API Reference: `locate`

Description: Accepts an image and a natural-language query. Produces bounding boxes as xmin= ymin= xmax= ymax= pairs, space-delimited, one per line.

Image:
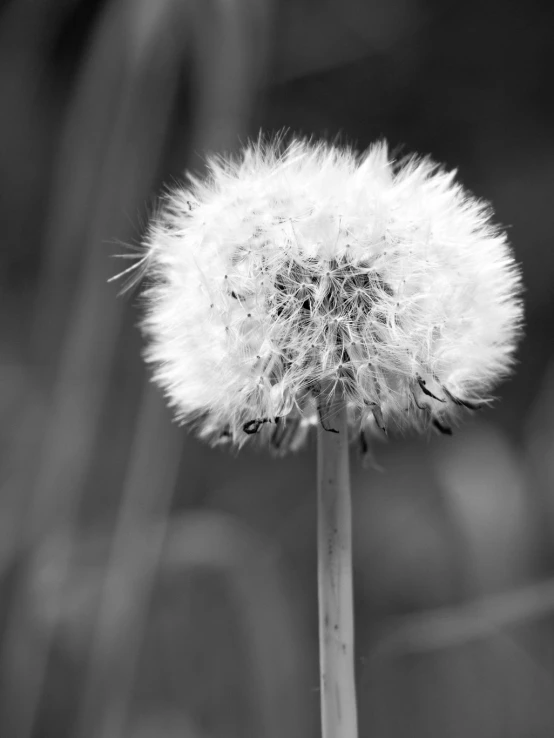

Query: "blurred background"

xmin=2 ymin=0 xmax=554 ymax=736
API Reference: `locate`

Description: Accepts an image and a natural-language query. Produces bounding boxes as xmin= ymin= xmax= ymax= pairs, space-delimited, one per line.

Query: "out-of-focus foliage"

xmin=1 ymin=1 xmax=554 ymax=737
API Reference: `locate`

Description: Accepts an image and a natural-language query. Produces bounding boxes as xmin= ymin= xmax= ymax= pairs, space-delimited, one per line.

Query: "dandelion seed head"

xmin=139 ymin=137 xmax=523 ymax=452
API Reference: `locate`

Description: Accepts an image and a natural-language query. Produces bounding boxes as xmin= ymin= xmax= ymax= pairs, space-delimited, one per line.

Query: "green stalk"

xmin=317 ymin=384 xmax=358 ymax=738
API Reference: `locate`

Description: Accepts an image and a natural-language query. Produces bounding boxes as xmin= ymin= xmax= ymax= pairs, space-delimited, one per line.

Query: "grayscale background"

xmin=1 ymin=1 xmax=554 ymax=736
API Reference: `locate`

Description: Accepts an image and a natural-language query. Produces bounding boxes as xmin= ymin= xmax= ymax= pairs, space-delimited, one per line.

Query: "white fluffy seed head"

xmin=137 ymin=137 xmax=523 ymax=453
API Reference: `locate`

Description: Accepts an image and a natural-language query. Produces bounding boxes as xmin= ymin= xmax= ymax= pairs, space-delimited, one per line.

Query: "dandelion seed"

xmin=138 ymin=137 xmax=523 ymax=452
xmin=108 ymin=251 xmax=151 ymax=293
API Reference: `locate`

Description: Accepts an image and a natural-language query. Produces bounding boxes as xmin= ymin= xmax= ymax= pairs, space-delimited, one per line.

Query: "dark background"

xmin=2 ymin=1 xmax=554 ymax=736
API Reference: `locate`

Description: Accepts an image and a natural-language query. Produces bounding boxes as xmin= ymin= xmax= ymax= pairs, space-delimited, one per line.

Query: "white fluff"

xmin=137 ymin=137 xmax=523 ymax=451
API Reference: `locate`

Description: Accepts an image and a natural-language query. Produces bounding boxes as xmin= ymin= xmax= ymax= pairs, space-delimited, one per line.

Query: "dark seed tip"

xmin=417 ymin=376 xmax=446 ymax=403
xmin=433 ymin=419 xmax=453 ymax=436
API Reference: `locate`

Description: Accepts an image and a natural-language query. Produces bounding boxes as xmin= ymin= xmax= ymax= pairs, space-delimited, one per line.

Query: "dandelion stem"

xmin=317 ymin=383 xmax=358 ymax=738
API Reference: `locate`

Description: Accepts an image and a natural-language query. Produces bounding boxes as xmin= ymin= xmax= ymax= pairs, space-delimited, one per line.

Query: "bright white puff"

xmin=139 ymin=138 xmax=523 ymax=452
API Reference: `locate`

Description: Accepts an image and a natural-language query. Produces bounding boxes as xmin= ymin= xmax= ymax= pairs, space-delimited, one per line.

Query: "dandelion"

xmin=138 ymin=139 xmax=522 ymax=452
xmin=125 ymin=136 xmax=523 ymax=738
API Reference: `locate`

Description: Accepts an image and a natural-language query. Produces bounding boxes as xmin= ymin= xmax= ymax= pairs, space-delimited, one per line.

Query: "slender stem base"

xmin=317 ymin=386 xmax=358 ymax=738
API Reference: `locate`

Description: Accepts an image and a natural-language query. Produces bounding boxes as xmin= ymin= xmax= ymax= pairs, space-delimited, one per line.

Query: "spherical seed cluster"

xmin=138 ymin=138 xmax=523 ymax=452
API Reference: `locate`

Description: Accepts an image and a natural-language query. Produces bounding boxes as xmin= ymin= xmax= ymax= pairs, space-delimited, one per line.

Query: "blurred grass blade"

xmin=524 ymin=360 xmax=554 ymax=557
xmin=368 ymin=577 xmax=554 ymax=658
xmin=186 ymin=0 xmax=274 ymax=161
xmin=433 ymin=423 xmax=535 ymax=595
xmin=1 ymin=1 xmax=186 ymax=735
xmin=75 ymin=383 xmax=181 ymax=738
xmin=161 ymin=511 xmax=312 ymax=738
